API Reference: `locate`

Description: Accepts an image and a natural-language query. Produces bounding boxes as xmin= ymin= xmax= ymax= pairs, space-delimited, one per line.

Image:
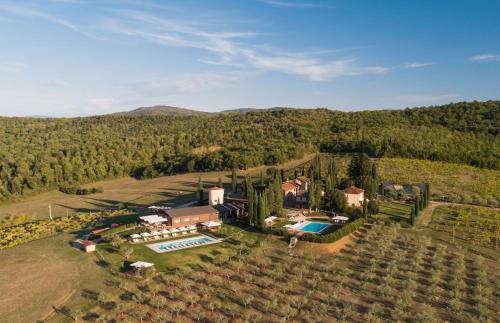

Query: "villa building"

xmin=343 ymin=186 xmax=365 ymax=208
xmin=294 ymin=176 xmax=309 ymax=191
xmin=163 ymin=205 xmax=220 ymax=228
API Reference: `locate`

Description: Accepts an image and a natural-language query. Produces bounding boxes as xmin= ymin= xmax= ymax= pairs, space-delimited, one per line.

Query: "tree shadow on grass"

xmin=82 ymin=289 xmax=99 ymax=300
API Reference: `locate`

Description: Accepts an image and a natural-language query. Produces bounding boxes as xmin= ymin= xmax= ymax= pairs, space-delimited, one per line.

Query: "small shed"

xmin=81 ymin=240 xmax=96 ymax=253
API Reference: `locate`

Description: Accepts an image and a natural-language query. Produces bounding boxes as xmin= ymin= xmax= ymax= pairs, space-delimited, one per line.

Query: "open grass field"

xmin=98 ymin=223 xmax=266 ymax=272
xmin=0 ymin=154 xmax=315 ymax=224
xmin=377 ymin=200 xmax=413 ymax=224
xmin=0 ymin=232 xmax=114 ymax=323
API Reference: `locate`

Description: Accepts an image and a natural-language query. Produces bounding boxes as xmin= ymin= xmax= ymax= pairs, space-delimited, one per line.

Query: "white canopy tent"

xmin=200 ymin=221 xmax=222 ymax=227
xmin=130 ymin=261 xmax=154 ymax=269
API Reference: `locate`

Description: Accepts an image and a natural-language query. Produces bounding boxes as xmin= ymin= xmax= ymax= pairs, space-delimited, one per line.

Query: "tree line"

xmin=0 ymin=100 xmax=498 ymax=202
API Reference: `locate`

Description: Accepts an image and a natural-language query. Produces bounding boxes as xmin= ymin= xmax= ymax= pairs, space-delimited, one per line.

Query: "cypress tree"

xmin=231 ymin=168 xmax=237 ymax=192
xmin=218 ymin=177 xmax=223 ymax=189
xmin=275 ymin=173 xmax=283 ymax=216
xmin=197 ymin=177 xmax=204 ymax=205
xmin=410 ymin=206 xmax=415 ymax=225
xmin=363 ymin=198 xmax=368 ymax=217
xmin=425 ymin=183 xmax=430 ymax=207
xmin=260 ymin=172 xmax=264 ymax=186
xmin=419 ymin=192 xmax=424 ymax=210
xmin=253 ymin=190 xmax=259 ymax=227
xmin=414 ymin=197 xmax=420 ymax=217
xmin=247 ymin=186 xmax=254 ymax=226
xmin=280 ymin=169 xmax=285 ymax=182
xmin=267 ymin=186 xmax=275 ymax=215
xmin=258 ymin=193 xmax=266 ymax=229
xmin=315 ymin=184 xmax=322 ymax=211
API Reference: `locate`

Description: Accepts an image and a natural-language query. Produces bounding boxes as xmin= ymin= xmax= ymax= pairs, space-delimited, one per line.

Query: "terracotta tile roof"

xmin=207 ymin=186 xmax=224 ymax=191
xmin=82 ymin=240 xmax=96 ymax=247
xmin=282 ymin=182 xmax=298 ymax=191
xmin=165 ymin=205 xmax=219 ymax=218
xmin=296 ymin=176 xmax=309 ymax=183
xmin=343 ymin=186 xmax=365 ymax=194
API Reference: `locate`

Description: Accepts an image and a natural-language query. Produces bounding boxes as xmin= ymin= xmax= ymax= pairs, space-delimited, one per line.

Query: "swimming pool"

xmin=147 ymin=234 xmax=221 ymax=253
xmin=298 ymin=221 xmax=330 ymax=234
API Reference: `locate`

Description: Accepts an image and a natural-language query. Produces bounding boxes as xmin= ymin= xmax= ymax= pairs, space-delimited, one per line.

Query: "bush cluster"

xmin=0 ymin=209 xmax=126 ymax=249
xmin=59 ymin=186 xmax=104 ymax=195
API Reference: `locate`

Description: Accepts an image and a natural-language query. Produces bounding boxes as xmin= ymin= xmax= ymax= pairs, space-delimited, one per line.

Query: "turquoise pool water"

xmin=147 ymin=235 xmax=220 ymax=253
xmin=299 ymin=221 xmax=330 ymax=234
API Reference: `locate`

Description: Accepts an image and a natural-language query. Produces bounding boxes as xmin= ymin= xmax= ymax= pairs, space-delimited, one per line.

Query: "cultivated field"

xmin=84 ymin=223 xmax=499 ymax=322
xmin=295 ymin=155 xmax=500 ymax=207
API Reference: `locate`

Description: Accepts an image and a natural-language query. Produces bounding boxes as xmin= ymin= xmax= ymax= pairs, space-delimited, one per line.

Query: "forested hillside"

xmin=0 ymin=101 xmax=498 ymax=201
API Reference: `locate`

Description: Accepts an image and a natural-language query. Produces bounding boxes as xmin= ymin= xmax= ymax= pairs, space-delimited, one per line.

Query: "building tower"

xmin=208 ymin=186 xmax=224 ymax=206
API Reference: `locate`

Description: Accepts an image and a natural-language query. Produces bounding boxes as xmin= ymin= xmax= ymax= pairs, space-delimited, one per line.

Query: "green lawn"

xmin=98 ymin=223 xmax=266 ymax=272
xmin=377 ymin=200 xmax=413 ymax=224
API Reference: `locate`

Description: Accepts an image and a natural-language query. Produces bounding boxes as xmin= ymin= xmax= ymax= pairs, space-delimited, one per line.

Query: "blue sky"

xmin=0 ymin=0 xmax=499 ymax=116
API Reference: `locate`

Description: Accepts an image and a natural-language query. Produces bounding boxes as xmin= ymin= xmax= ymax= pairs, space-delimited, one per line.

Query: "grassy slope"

xmin=98 ymin=224 xmax=265 ymax=272
xmin=377 ymin=158 xmax=500 ymax=204
xmin=0 ymin=233 xmax=114 ymax=322
xmin=302 ymin=155 xmax=500 ymax=206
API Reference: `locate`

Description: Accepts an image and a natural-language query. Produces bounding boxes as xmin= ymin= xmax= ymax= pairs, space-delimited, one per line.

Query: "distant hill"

xmin=220 ymin=107 xmax=287 ymax=114
xmin=111 ymin=105 xmax=288 ymax=116
xmin=110 ymin=105 xmax=209 ymax=116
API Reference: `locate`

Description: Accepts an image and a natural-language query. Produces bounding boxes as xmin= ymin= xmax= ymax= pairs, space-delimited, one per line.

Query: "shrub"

xmin=59 ymin=185 xmax=104 ymax=195
xmin=367 ymin=200 xmax=379 ymax=215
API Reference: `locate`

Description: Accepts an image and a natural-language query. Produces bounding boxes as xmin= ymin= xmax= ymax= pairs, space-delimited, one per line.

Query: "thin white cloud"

xmin=0 ymin=61 xmax=28 ymax=73
xmin=103 ymin=10 xmax=387 ymax=82
xmin=401 ymin=62 xmax=434 ymax=69
xmin=0 ymin=3 xmax=100 ymax=39
xmin=260 ymin=0 xmax=327 ymax=8
xmin=468 ymin=54 xmax=500 ymax=62
xmin=42 ymin=80 xmax=69 ymax=87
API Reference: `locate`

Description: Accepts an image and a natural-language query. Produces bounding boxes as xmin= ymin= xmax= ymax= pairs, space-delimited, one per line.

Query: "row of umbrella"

xmin=130 ymin=226 xmax=197 ymax=239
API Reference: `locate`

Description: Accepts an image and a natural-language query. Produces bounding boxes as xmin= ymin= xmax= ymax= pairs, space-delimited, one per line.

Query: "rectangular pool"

xmin=146 ymin=234 xmax=221 ymax=253
xmin=298 ymin=221 xmax=330 ymax=234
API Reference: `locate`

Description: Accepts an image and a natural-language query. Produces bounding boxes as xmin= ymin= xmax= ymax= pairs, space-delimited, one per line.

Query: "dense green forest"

xmin=0 ymin=101 xmax=498 ymax=201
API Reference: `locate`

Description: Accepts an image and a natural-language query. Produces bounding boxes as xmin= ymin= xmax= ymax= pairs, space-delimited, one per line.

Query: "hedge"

xmin=99 ymin=222 xmax=138 ymax=237
xmin=300 ymin=217 xmax=367 ymax=243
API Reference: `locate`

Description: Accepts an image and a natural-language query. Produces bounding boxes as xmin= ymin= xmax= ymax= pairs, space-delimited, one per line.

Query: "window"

xmin=174 ymin=219 xmax=181 ymax=223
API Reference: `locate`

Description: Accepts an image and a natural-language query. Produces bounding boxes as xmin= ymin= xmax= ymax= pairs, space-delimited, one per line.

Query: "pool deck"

xmin=146 ymin=234 xmax=222 ymax=253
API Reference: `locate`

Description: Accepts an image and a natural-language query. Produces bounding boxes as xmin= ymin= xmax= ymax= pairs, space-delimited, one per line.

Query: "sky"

xmin=0 ymin=0 xmax=499 ymax=117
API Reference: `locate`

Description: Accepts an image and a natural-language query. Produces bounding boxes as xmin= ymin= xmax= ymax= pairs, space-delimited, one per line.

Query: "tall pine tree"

xmin=197 ymin=177 xmax=204 ymax=205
